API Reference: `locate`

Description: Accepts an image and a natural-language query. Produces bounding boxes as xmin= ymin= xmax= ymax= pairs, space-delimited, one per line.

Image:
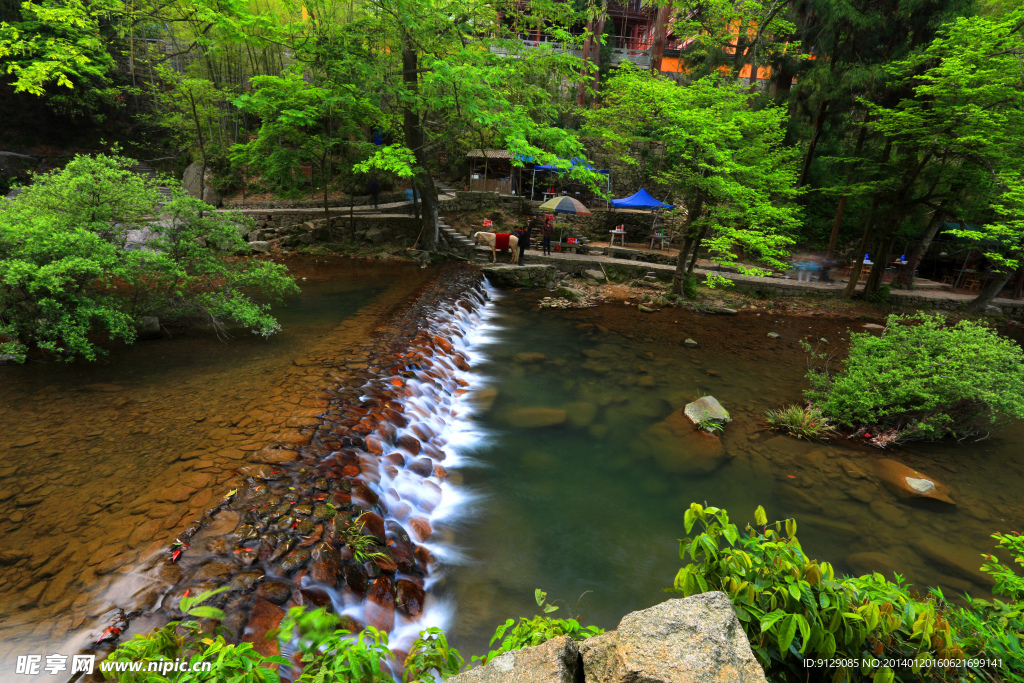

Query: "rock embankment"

xmin=450 ymin=592 xmax=766 ymax=683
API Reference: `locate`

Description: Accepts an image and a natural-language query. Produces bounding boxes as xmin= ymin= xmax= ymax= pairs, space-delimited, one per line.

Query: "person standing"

xmin=541 ymin=214 xmax=553 ymax=255
xmin=518 ymin=217 xmax=533 ymax=265
xmin=368 ymin=177 xmax=381 ymax=209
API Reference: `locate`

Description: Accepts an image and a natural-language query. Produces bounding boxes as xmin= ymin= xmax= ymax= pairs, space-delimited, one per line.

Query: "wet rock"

xmin=310 ymin=542 xmax=342 ymax=586
xmin=767 ymin=332 xmax=781 ymax=339
xmin=256 ymin=581 xmax=292 ymax=605
xmin=397 ymin=434 xmax=422 ymax=455
xmin=408 ymin=517 xmax=432 ymax=543
xmin=683 ymin=396 xmax=731 ymax=427
xmin=135 ymin=316 xmax=162 ymax=339
xmin=249 ymin=449 xmax=299 ymax=465
xmin=296 ymin=587 xmax=333 ymax=609
xmin=504 ymin=407 xmax=568 ymax=428
xmin=242 ymin=598 xmax=284 ymax=657
xmin=585 ymin=269 xmax=606 ymax=282
xmin=837 ymin=458 xmax=868 ymax=479
xmin=911 ymin=539 xmax=994 ymax=586
xmin=343 ymin=562 xmax=368 ymax=595
xmin=11 ymin=436 xmax=40 ymax=448
xmin=193 ymin=562 xmax=237 ymax=583
xmin=278 ymin=549 xmax=310 ymax=574
xmin=513 ymin=352 xmax=548 ymax=363
xmin=408 ymin=457 xmax=434 ymax=477
xmin=564 ymin=402 xmax=598 ymax=429
xmin=360 ymin=511 xmax=387 ymax=544
xmin=451 ymin=636 xmax=580 ymax=683
xmin=0 ymin=549 xmax=29 ymax=566
xmin=683 ymin=338 xmax=699 ymax=348
xmin=874 ymin=459 xmax=955 ymax=504
xmin=365 ymin=576 xmax=396 ymax=632
xmin=228 ymin=570 xmax=266 ymax=593
xmin=869 ymin=500 xmax=908 ymax=527
xmin=395 ymin=579 xmax=425 ymax=618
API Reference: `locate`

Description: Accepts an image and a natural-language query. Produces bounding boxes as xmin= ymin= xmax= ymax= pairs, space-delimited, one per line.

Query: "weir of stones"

xmin=79 ymin=265 xmax=499 ymax=678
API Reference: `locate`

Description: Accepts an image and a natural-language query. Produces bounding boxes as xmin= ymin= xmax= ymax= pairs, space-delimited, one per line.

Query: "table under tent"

xmin=609 ymin=189 xmax=675 ymax=248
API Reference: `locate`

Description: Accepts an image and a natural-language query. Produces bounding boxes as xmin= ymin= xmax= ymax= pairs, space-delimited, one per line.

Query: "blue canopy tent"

xmin=610 ymin=188 xmax=674 ymax=210
xmin=517 ymin=155 xmax=611 ymax=205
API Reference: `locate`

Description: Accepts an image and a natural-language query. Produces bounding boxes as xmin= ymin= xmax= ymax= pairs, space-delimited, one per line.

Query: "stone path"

xmin=483 ymin=246 xmax=1024 ymax=310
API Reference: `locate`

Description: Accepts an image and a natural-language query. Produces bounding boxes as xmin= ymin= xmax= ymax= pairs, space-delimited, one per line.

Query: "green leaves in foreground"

xmin=671 ymin=502 xmax=1023 ymax=682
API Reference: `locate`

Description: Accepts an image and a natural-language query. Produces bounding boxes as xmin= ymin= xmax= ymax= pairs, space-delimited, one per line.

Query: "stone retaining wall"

xmin=224 ymin=191 xmax=408 ymax=210
xmin=241 ymin=212 xmax=421 ymax=250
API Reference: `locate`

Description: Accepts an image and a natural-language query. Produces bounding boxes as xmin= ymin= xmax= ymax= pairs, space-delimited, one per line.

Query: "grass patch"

xmin=764 ymin=404 xmax=837 ymax=440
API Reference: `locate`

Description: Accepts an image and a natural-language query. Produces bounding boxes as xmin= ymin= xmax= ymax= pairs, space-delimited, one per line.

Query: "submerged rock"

xmin=641 ymin=409 xmax=726 ymax=475
xmin=504 ymin=407 xmax=568 ymax=428
xmin=874 ymin=459 xmax=955 ymax=504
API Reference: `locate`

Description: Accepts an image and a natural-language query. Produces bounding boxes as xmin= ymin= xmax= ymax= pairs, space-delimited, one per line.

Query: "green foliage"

xmin=403 ymin=628 xmax=465 ymax=682
xmin=680 ymin=273 xmax=699 ymax=300
xmin=279 ymin=608 xmax=392 ymax=683
xmin=672 ymin=504 xmax=968 ymax=682
xmin=340 ymin=513 xmax=390 ymax=564
xmin=763 ymin=404 xmax=837 ymax=440
xmin=865 ymin=285 xmax=891 ymax=304
xmin=805 ymin=313 xmax=1024 ymax=441
xmin=696 ymin=418 xmax=724 ymax=434
xmin=474 ymin=589 xmax=603 ymax=666
xmin=0 ymin=151 xmax=299 ymax=363
xmin=102 ymin=586 xmax=287 ymax=682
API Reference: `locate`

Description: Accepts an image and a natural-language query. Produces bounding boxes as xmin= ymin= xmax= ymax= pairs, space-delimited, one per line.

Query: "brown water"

xmin=0 ymin=257 xmax=435 ymax=674
xmin=440 ymin=293 xmax=1024 ymax=657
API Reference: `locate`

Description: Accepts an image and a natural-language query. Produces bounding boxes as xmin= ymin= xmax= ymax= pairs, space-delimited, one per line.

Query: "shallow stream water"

xmin=0 ymin=257 xmax=435 ymax=674
xmin=440 ymin=292 xmax=1024 ymax=657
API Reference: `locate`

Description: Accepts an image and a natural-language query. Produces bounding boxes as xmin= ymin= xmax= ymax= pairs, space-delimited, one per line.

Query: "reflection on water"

xmin=443 ymin=294 xmax=1024 ymax=658
xmin=0 ymin=258 xmax=433 ymax=673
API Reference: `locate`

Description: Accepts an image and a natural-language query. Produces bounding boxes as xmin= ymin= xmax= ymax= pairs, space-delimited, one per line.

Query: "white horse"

xmin=472 ymin=231 xmax=519 ymax=264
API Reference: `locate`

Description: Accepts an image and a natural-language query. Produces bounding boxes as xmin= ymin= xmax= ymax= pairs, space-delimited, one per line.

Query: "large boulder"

xmin=182 ymin=161 xmax=223 ymax=207
xmin=448 ymin=636 xmax=579 ymax=683
xmin=873 ymin=459 xmax=955 ymax=504
xmin=641 ymin=409 xmax=726 ymax=474
xmin=584 ymin=594 xmax=767 ymax=683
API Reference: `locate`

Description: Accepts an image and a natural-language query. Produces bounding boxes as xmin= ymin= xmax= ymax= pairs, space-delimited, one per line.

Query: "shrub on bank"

xmin=0 ymin=152 xmax=298 ymax=363
xmin=764 ymin=404 xmax=837 ymax=439
xmin=804 ymin=313 xmax=1024 ymax=442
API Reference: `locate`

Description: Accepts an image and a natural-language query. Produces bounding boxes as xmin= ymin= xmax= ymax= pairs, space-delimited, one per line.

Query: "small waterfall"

xmin=84 ymin=270 xmax=501 ymax=677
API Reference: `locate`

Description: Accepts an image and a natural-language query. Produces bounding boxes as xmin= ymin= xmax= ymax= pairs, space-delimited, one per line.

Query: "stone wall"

xmin=224 ymin=191 xmax=408 ymax=210
xmin=438 ymin=191 xmax=523 ymax=214
xmin=448 ymin=593 xmax=767 ymax=683
xmin=239 ymin=211 xmax=422 ymax=251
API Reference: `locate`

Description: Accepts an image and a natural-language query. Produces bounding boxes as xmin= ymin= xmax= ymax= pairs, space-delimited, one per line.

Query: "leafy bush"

xmin=866 ymin=284 xmax=892 ymax=303
xmin=474 ymin=589 xmax=604 ymax=665
xmin=671 ymin=503 xmax=1022 ymax=683
xmin=0 ymin=152 xmax=298 ymax=362
xmin=764 ymin=404 xmax=836 ymax=439
xmin=805 ymin=313 xmax=1024 ymax=442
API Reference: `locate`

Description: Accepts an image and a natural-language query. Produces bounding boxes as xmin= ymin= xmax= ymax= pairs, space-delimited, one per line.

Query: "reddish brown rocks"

xmin=310 ymin=542 xmax=342 ymax=586
xmin=874 ymin=459 xmax=955 ymax=504
xmin=395 ymin=579 xmax=425 ymax=618
xmin=242 ymin=598 xmax=285 ymax=657
xmin=365 ymin=576 xmax=396 ymax=631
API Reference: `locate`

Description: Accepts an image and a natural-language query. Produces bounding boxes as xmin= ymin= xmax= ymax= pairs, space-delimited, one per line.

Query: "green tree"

xmin=0 ymin=151 xmax=298 ymax=363
xmin=590 ymin=65 xmax=801 ymax=296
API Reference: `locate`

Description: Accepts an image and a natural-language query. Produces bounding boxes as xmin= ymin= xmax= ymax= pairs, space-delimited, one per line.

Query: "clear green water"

xmin=442 ymin=293 xmax=1024 ymax=657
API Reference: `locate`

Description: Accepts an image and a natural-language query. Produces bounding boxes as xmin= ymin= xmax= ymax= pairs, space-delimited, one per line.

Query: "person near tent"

xmin=541 ymin=215 xmax=553 ymax=255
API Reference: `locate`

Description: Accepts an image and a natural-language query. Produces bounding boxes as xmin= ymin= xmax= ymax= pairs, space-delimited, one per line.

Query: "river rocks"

xmin=555 ymin=287 xmax=586 ymax=303
xmin=249 ymin=448 xmax=299 ymax=465
xmin=767 ymin=332 xmax=781 ymax=339
xmin=344 ymin=562 xmax=368 ymax=595
xmin=278 ymin=549 xmax=310 ymax=574
xmin=228 ymin=570 xmax=266 ymax=593
xmin=836 ymin=458 xmax=868 ymax=479
xmin=504 ymin=407 xmax=568 ymax=428
xmin=683 ymin=338 xmax=699 ymax=348
xmin=514 ymin=352 xmax=548 ymax=363
xmin=585 ymin=269 xmax=606 ymax=282
xmin=395 ymin=579 xmax=425 ymax=618
xmin=450 ymin=636 xmax=580 ymax=683
xmin=11 ymin=436 xmax=39 ymax=448
xmin=310 ymin=542 xmax=341 ymax=586
xmin=911 ymin=538 xmax=994 ymax=586
xmin=873 ymin=459 xmax=955 ymax=504
xmin=242 ymin=598 xmax=284 ymax=657
xmin=256 ymin=581 xmax=291 ymax=605
xmin=194 ymin=562 xmax=237 ymax=582
xmin=468 ymin=387 xmax=498 ymax=412
xmin=684 ymin=396 xmax=731 ymax=427
xmin=642 ymin=409 xmax=726 ymax=475
xmin=248 ymin=241 xmax=271 ymax=253
xmin=365 ymin=576 xmax=396 ymax=632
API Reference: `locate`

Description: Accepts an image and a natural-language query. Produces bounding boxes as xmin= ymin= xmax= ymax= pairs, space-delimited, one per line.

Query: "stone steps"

xmin=130 ymin=163 xmax=173 ymax=202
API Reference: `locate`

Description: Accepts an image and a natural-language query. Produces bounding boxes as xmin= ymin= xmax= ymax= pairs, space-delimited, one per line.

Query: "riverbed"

xmin=0 ymin=257 xmax=435 ymax=671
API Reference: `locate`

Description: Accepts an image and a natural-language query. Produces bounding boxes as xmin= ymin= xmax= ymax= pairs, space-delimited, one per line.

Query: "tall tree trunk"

xmin=672 ymin=197 xmax=704 ymax=295
xmin=863 ymin=230 xmax=897 ymax=295
xmin=591 ymin=0 xmax=609 ymax=97
xmin=402 ymin=42 xmax=437 ymax=249
xmin=893 ymin=199 xmax=954 ymax=287
xmin=576 ymin=18 xmax=593 ymax=107
xmin=650 ymin=2 xmax=673 ymax=73
xmin=841 ymin=197 xmax=879 ymax=298
xmin=687 ymin=226 xmax=708 ymax=273
xmin=966 ymin=270 xmax=1014 ymax=314
xmin=798 ymin=99 xmax=830 ymax=187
